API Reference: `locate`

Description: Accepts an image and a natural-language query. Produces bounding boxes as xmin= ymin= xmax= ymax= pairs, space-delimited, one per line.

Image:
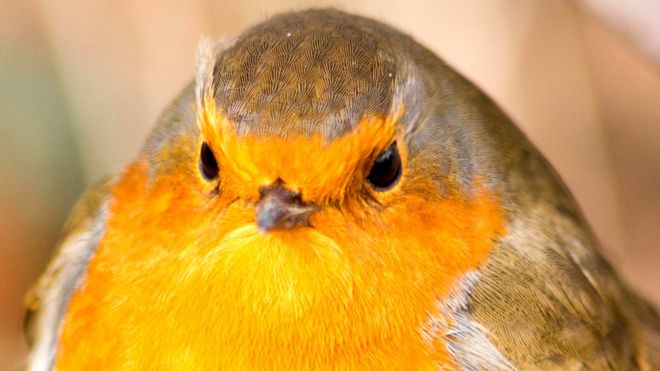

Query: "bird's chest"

xmin=54 ymin=226 xmax=453 ymax=370
xmin=53 ymin=163 xmax=504 ymax=369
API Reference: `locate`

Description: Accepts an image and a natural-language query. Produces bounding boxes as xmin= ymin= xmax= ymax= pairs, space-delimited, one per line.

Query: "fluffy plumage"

xmin=26 ymin=9 xmax=658 ymax=370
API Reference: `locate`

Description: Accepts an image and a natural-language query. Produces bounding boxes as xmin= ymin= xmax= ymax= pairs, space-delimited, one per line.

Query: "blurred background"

xmin=1 ymin=0 xmax=659 ymax=367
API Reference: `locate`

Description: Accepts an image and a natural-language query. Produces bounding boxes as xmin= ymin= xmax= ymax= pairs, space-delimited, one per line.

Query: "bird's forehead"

xmin=211 ymin=12 xmax=399 ymax=140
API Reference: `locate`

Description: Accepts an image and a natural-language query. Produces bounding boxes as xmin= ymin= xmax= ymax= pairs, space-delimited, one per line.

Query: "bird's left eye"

xmin=367 ymin=142 xmax=402 ymax=191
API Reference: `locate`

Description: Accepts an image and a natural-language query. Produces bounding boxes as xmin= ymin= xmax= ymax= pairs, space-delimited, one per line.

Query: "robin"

xmin=25 ymin=9 xmax=659 ymax=370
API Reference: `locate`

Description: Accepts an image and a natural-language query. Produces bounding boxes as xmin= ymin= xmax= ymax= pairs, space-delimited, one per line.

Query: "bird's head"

xmin=120 ymin=9 xmax=509 ymax=358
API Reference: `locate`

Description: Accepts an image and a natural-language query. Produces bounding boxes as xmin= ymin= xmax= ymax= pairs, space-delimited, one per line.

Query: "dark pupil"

xmin=367 ymin=142 xmax=401 ymax=190
xmin=199 ymin=142 xmax=219 ymax=180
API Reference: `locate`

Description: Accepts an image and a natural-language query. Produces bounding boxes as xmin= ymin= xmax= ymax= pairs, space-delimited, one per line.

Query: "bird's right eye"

xmin=199 ymin=142 xmax=219 ymax=180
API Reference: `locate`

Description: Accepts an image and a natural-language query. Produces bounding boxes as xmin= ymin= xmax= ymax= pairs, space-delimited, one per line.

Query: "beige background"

xmin=1 ymin=1 xmax=658 ymax=368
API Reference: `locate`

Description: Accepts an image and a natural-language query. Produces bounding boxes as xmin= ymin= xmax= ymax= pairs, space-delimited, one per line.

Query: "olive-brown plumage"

xmin=26 ymin=9 xmax=658 ymax=370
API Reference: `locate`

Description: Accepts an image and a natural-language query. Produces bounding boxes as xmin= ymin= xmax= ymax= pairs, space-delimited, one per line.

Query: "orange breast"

xmin=55 ymin=160 xmax=505 ymax=370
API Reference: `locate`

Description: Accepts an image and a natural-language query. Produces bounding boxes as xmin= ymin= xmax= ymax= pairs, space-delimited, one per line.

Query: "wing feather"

xmin=24 ymin=176 xmax=115 ymax=371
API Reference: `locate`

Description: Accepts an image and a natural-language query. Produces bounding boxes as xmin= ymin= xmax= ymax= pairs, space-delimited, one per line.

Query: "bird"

xmin=24 ymin=8 xmax=659 ymax=370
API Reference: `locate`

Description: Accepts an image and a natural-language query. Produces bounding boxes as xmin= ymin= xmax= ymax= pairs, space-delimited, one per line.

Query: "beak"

xmin=255 ymin=182 xmax=318 ymax=233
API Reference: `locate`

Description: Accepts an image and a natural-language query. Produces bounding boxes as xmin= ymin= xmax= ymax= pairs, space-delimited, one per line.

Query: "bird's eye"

xmin=199 ymin=142 xmax=219 ymax=180
xmin=367 ymin=142 xmax=402 ymax=191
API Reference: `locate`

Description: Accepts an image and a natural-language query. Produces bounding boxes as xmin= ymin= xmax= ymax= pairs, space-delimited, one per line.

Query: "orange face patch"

xmin=55 ymin=104 xmax=505 ymax=370
xmin=199 ymin=98 xmax=402 ymax=205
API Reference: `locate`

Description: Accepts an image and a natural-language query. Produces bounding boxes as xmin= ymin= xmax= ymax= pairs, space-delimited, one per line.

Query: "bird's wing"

xmin=24 ymin=175 xmax=115 ymax=371
xmin=634 ymin=295 xmax=660 ymax=369
xmin=462 ymin=205 xmax=658 ymax=370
